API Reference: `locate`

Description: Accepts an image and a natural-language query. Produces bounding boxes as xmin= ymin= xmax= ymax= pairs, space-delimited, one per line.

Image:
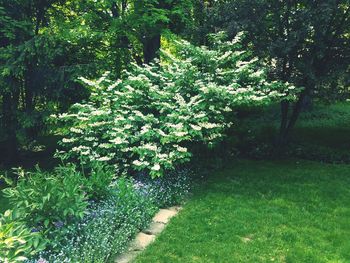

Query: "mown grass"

xmin=135 ymin=159 xmax=350 ymax=263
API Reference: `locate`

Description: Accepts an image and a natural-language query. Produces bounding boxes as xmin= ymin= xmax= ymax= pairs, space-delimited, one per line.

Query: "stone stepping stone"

xmin=129 ymin=232 xmax=155 ymax=251
xmin=168 ymin=206 xmax=183 ymax=212
xmin=152 ymin=209 xmax=178 ymax=224
xmin=114 ymin=206 xmax=182 ymax=263
xmin=114 ymin=251 xmax=140 ymax=263
xmin=143 ymin=221 xmax=166 ymax=235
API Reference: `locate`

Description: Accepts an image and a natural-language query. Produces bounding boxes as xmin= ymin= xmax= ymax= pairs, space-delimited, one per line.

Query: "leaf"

xmin=15 ymin=256 xmax=28 ymax=261
xmin=33 ymin=237 xmax=39 ymax=248
xmin=44 ymin=219 xmax=50 ymax=227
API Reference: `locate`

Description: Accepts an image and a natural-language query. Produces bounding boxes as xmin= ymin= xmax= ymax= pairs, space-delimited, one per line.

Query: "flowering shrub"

xmin=54 ymin=32 xmax=298 ymax=177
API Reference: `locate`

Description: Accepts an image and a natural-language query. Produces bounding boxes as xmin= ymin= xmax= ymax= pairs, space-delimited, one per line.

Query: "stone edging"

xmin=114 ymin=206 xmax=182 ymax=263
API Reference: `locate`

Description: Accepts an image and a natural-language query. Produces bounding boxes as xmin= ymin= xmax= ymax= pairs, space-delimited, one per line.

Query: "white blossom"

xmin=151 ymin=164 xmax=161 ymax=171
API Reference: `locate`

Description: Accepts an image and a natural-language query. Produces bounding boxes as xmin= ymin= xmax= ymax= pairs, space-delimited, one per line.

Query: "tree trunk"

xmin=24 ymin=59 xmax=38 ymax=140
xmin=276 ymin=88 xmax=309 ymax=146
xmin=143 ymin=34 xmax=161 ymax=64
xmin=2 ymin=91 xmax=20 ymax=165
xmin=276 ymin=100 xmax=290 ymax=146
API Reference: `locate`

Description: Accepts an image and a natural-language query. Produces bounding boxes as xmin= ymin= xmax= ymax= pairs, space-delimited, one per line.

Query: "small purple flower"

xmin=90 ymin=211 xmax=97 ymax=218
xmin=37 ymin=258 xmax=48 ymax=263
xmin=53 ymin=221 xmax=64 ymax=228
xmin=31 ymin=228 xmax=39 ymax=233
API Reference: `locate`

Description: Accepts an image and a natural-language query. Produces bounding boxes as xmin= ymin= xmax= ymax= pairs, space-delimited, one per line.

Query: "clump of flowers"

xmin=134 ymin=168 xmax=192 ymax=208
xmin=54 ymin=32 xmax=298 ymax=177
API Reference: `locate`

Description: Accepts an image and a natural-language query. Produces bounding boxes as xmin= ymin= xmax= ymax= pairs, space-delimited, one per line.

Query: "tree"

xmin=0 ymin=0 xmax=195 ymax=165
xmin=131 ymin=0 xmax=194 ymax=63
xmin=0 ymin=0 xmax=91 ymax=163
xmin=206 ymin=0 xmax=350 ymax=144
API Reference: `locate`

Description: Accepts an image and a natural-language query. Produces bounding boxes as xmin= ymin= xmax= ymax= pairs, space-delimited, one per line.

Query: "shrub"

xmin=0 ymin=210 xmax=46 ymax=262
xmin=24 ymin=168 xmax=192 ymax=262
xmin=54 ymin=32 xmax=298 ymax=177
xmin=33 ymin=177 xmax=157 ymax=263
xmin=3 ymin=165 xmax=88 ymax=233
xmin=83 ymin=162 xmax=116 ymax=200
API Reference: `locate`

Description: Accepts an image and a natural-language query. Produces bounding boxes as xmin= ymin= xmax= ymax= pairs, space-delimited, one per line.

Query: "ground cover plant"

xmin=135 ymin=159 xmax=350 ymax=263
xmin=0 ymin=164 xmax=192 ymax=262
xmin=24 ymin=169 xmax=191 ymax=263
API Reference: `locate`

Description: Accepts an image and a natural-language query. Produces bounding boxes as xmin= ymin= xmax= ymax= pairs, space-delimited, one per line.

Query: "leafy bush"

xmin=32 ymin=177 xmax=157 ymax=263
xmin=55 ymin=32 xmax=297 ymax=177
xmin=3 ymin=165 xmax=88 ymax=233
xmin=0 ymin=210 xmax=46 ymax=262
xmin=24 ymin=168 xmax=192 ymax=262
xmin=83 ymin=162 xmax=116 ymax=200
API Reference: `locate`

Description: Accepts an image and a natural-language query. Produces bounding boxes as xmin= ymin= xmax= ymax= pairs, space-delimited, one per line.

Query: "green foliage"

xmin=55 ymin=33 xmax=297 ymax=177
xmin=2 ymin=165 xmax=88 ymax=232
xmin=0 ymin=0 xmax=93 ymax=163
xmin=37 ymin=177 xmax=158 ymax=263
xmin=0 ymin=0 xmax=195 ymax=161
xmin=199 ymin=0 xmax=350 ymax=141
xmin=83 ymin=162 xmax=116 ymax=200
xmin=0 ymin=210 xmax=46 ymax=262
xmin=210 ymin=0 xmax=350 ymax=93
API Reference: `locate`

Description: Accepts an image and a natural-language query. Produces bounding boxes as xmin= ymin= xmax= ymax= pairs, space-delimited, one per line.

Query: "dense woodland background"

xmin=0 ymin=0 xmax=349 ymax=166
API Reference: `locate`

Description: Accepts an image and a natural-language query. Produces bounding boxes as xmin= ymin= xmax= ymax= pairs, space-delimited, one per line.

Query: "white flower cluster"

xmin=55 ymin=32 xmax=298 ymax=177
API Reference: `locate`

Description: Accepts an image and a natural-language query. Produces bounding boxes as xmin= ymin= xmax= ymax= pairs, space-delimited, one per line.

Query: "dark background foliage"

xmin=0 ymin=0 xmax=349 ymax=167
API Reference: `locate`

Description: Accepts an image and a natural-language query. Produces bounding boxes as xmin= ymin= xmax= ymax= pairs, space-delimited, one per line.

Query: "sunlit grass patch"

xmin=135 ymin=159 xmax=350 ymax=263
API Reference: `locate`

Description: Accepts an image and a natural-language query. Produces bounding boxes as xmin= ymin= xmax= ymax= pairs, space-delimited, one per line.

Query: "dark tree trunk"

xmin=143 ymin=34 xmax=161 ymax=64
xmin=121 ymin=0 xmax=128 ymax=16
xmin=277 ymin=100 xmax=290 ymax=146
xmin=25 ymin=73 xmax=34 ymax=114
xmin=194 ymin=0 xmax=206 ymax=45
xmin=24 ymin=58 xmax=38 ymax=140
xmin=276 ymin=88 xmax=309 ymax=146
xmin=285 ymin=89 xmax=308 ymax=133
xmin=2 ymin=91 xmax=20 ymax=165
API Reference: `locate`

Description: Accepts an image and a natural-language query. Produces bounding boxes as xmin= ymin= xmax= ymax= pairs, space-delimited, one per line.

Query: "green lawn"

xmin=135 ymin=159 xmax=350 ymax=263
